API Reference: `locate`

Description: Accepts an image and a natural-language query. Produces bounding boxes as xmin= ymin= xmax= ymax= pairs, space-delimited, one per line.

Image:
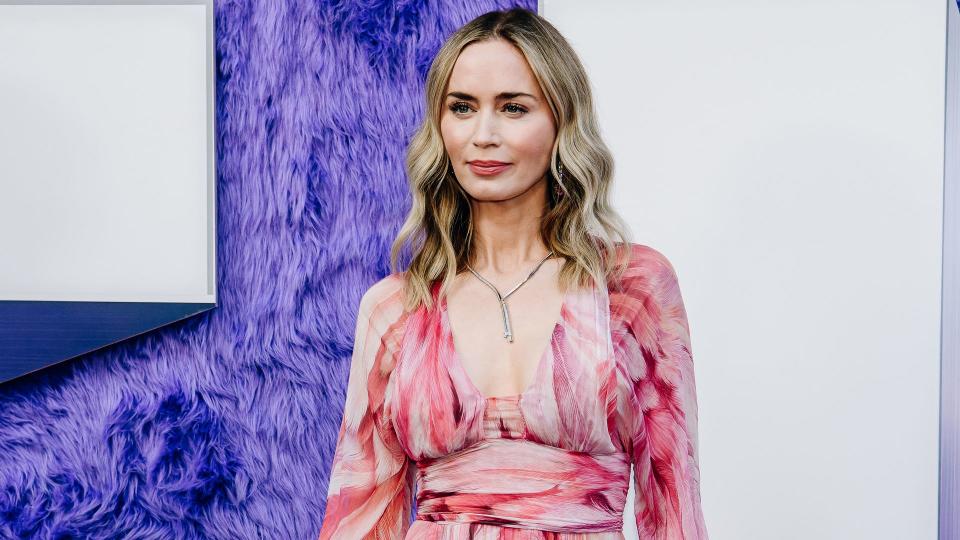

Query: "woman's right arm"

xmin=318 ymin=279 xmax=413 ymax=539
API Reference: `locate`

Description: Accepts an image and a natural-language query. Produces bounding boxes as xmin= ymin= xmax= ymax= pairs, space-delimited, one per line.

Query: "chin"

xmin=466 ymin=186 xmax=529 ymax=203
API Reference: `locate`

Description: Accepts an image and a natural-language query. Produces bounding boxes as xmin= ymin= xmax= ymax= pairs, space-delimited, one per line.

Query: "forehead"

xmin=446 ymin=39 xmax=542 ymax=97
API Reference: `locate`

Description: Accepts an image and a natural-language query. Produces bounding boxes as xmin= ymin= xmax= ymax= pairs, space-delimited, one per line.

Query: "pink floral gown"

xmin=317 ymin=243 xmax=708 ymax=539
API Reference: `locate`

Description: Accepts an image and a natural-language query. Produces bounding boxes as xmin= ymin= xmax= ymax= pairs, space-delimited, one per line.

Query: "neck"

xmin=469 ymin=179 xmax=551 ymax=276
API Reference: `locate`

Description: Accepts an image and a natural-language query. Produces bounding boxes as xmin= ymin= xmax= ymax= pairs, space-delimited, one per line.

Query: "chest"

xmin=387 ymin=280 xmax=625 ymax=460
xmin=444 ymin=275 xmax=568 ymax=399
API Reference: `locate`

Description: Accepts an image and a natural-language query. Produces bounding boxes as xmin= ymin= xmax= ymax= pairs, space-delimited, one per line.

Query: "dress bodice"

xmin=317 ymin=243 xmax=708 ymax=539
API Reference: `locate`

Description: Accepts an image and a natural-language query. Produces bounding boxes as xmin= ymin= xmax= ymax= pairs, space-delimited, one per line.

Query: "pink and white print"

xmin=318 ymin=243 xmax=707 ymax=539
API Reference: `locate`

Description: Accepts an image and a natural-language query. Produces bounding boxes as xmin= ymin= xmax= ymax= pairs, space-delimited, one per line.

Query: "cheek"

xmin=513 ymin=120 xmax=556 ymax=165
xmin=440 ymin=116 xmax=468 ymax=145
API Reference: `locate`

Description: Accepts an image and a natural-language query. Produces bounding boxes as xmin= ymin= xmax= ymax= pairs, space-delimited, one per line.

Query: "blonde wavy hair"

xmin=390 ymin=7 xmax=634 ymax=312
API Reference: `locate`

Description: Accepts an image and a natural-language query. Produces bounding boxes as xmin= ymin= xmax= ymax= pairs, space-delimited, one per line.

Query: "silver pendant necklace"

xmin=465 ymin=250 xmax=555 ymax=343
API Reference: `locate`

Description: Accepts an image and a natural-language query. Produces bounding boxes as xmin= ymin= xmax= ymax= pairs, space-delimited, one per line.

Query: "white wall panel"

xmin=0 ymin=3 xmax=215 ymax=304
xmin=541 ymin=1 xmax=945 ymax=538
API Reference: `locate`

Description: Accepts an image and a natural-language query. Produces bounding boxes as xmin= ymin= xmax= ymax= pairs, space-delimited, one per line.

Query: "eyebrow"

xmin=446 ymin=91 xmax=538 ymax=102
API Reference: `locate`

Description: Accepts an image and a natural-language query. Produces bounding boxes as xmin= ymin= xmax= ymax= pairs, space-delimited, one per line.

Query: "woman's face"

xmin=440 ymin=39 xmax=557 ymax=203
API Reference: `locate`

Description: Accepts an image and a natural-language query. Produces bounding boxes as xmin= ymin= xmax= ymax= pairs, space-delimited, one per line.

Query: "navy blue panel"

xmin=0 ymin=301 xmax=216 ymax=385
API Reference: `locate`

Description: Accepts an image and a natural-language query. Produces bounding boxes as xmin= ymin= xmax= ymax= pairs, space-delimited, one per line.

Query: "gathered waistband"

xmin=414 ymin=438 xmax=630 ymax=533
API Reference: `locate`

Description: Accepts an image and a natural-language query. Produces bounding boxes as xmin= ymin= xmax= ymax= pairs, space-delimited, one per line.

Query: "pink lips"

xmin=468 ymin=160 xmax=512 ymax=176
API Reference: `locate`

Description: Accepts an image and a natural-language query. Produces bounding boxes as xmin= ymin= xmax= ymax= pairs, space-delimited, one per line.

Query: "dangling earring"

xmin=554 ymin=161 xmax=566 ymax=200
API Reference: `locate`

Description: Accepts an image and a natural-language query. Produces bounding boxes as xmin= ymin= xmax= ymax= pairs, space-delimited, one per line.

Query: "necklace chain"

xmin=465 ymin=250 xmax=555 ymax=343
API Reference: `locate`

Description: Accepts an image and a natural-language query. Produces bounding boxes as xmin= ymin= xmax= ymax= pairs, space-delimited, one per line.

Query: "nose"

xmin=472 ymin=108 xmax=500 ymax=147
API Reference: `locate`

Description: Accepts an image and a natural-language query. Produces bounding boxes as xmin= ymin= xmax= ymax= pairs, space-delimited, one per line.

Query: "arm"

xmin=318 ymin=280 xmax=413 ymax=539
xmin=618 ymin=246 xmax=708 ymax=539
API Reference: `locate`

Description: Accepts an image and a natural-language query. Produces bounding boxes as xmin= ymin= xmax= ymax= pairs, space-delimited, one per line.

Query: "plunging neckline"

xmin=439 ymin=284 xmax=570 ymax=402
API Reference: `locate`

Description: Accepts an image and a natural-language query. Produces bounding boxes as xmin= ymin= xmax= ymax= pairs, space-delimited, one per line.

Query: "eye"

xmin=447 ymin=101 xmax=530 ymax=116
xmin=449 ymin=101 xmax=472 ymax=114
xmin=504 ymin=103 xmax=528 ymax=115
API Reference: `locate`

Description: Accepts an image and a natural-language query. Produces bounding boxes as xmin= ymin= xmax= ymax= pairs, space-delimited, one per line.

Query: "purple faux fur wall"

xmin=0 ymin=1 xmax=533 ymax=538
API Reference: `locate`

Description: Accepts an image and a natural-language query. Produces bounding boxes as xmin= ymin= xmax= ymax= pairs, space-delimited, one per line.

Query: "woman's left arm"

xmin=619 ymin=245 xmax=708 ymax=539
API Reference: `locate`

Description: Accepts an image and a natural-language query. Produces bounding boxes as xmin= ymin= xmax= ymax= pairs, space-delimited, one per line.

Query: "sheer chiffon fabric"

xmin=318 ymin=243 xmax=707 ymax=539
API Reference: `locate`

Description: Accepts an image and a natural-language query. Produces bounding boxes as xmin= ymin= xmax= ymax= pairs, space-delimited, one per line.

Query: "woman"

xmin=318 ymin=7 xmax=707 ymax=539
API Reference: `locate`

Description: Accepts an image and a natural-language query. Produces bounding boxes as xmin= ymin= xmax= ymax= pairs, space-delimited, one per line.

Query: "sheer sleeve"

xmin=318 ymin=278 xmax=413 ymax=539
xmin=616 ymin=245 xmax=708 ymax=539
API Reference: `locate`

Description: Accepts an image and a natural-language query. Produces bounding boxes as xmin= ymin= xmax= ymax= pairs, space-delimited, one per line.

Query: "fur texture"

xmin=0 ymin=1 xmax=533 ymax=538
